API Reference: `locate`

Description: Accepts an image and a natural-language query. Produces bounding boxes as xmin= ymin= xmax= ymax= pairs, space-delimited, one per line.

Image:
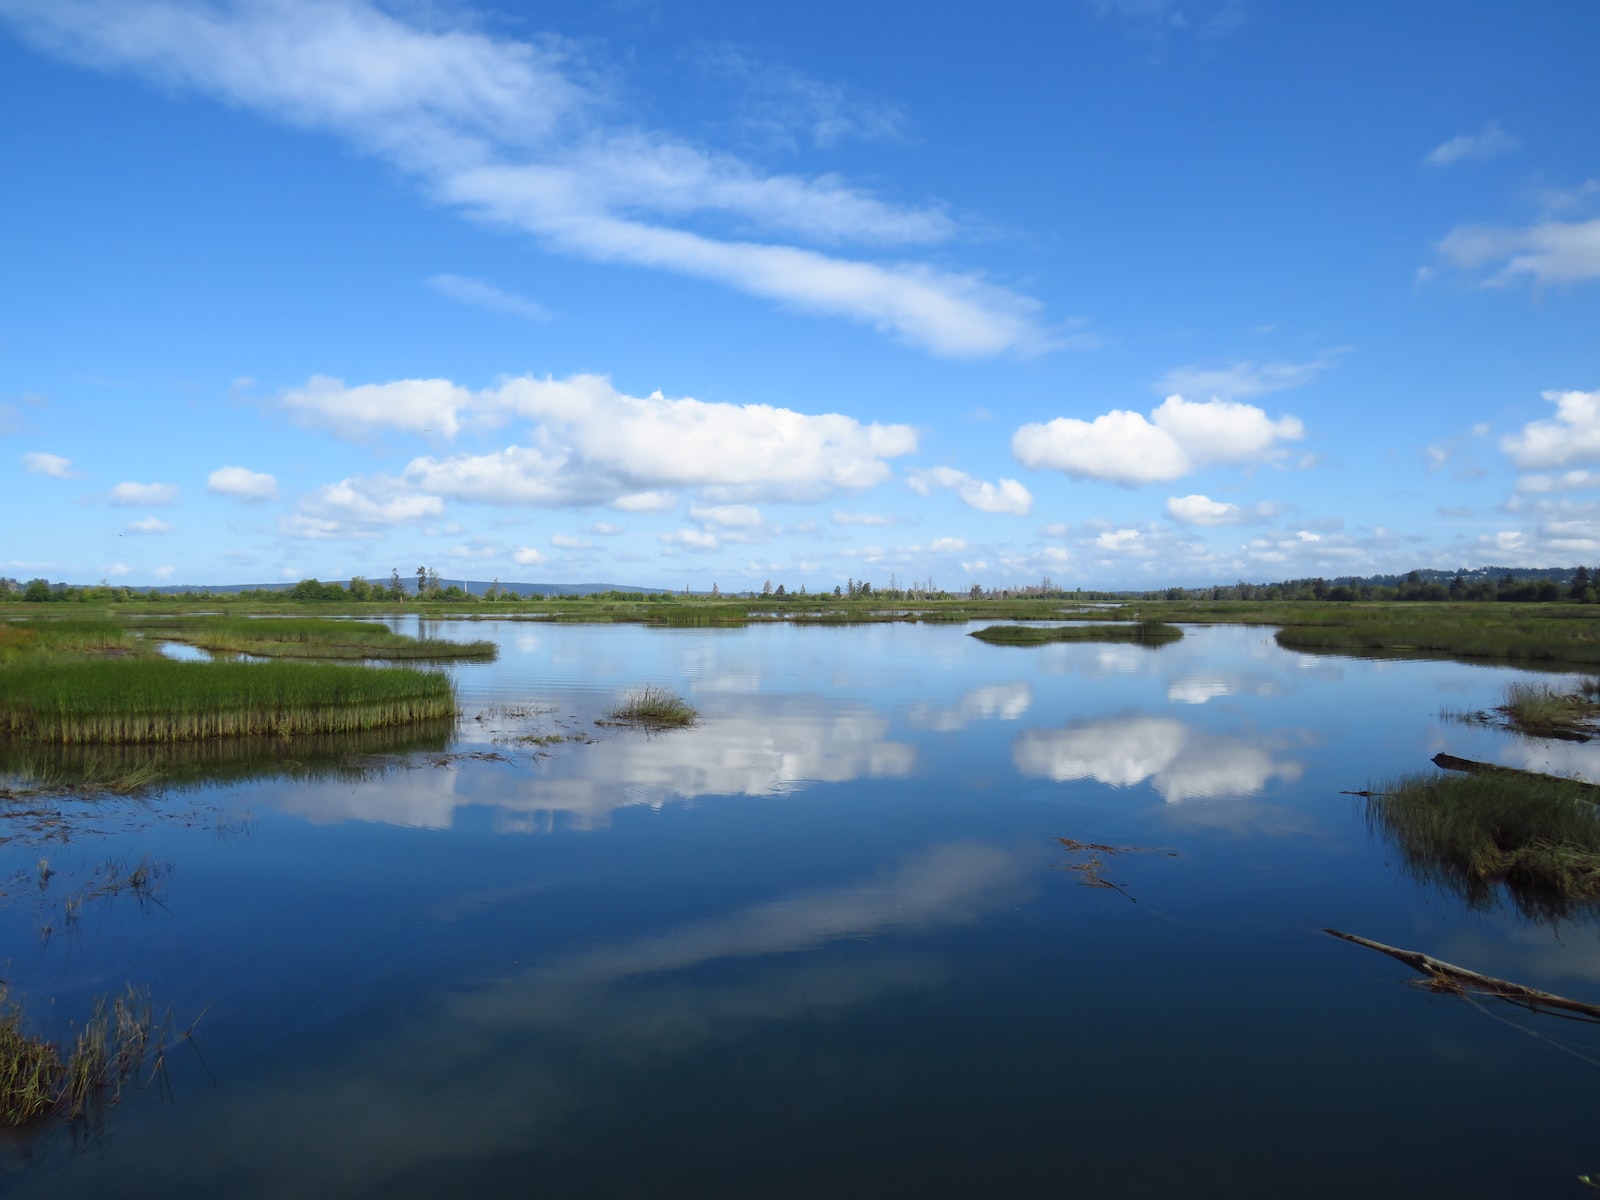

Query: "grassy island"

xmin=603 ymin=685 xmax=698 ymax=729
xmin=143 ymin=616 xmax=496 ymax=661
xmin=0 ymin=660 xmax=457 ymax=744
xmin=969 ymin=621 xmax=1183 ymax=647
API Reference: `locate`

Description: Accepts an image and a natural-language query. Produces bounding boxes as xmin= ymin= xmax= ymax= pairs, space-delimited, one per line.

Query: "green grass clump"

xmin=143 ymin=616 xmax=495 ymax=661
xmin=0 ymin=659 xmax=457 ymax=744
xmin=1497 ymin=679 xmax=1600 ymax=739
xmin=1273 ymin=609 xmax=1600 ymax=667
xmin=970 ymin=621 xmax=1183 ymax=647
xmin=1367 ymin=771 xmax=1600 ymax=920
xmin=0 ymin=618 xmax=136 ymax=663
xmin=605 ymin=685 xmax=698 ymax=729
xmin=0 ymin=983 xmax=159 ymax=1126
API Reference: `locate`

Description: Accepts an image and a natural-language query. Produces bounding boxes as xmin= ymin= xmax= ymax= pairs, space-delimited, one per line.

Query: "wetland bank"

xmin=6 ymin=601 xmax=1600 ymax=1196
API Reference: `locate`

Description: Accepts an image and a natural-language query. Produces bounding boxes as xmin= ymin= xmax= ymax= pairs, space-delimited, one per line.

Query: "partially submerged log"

xmin=1430 ymin=752 xmax=1600 ymax=795
xmin=1325 ymin=928 xmax=1600 ymax=1020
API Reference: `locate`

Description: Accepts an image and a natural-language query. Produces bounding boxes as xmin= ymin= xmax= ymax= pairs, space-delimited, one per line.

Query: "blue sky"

xmin=2 ymin=0 xmax=1597 ymax=591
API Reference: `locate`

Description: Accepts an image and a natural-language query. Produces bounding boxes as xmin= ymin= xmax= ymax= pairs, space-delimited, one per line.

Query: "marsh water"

xmin=5 ymin=618 xmax=1600 ymax=1197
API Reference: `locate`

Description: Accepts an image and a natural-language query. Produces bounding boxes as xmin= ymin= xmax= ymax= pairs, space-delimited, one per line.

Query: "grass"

xmin=0 ymin=659 xmax=457 ymax=744
xmin=604 ymin=685 xmax=698 ymax=729
xmin=1497 ymin=679 xmax=1600 ymax=739
xmin=0 ymin=983 xmax=162 ymax=1126
xmin=1366 ymin=770 xmax=1600 ymax=920
xmin=140 ymin=616 xmax=496 ymax=661
xmin=969 ymin=620 xmax=1183 ymax=646
xmin=0 ymin=618 xmax=136 ymax=663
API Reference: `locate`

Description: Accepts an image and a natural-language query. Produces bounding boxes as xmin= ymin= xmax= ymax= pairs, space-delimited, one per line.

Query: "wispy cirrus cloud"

xmin=0 ymin=0 xmax=1054 ymax=356
xmin=427 ymin=274 xmax=550 ymax=322
xmin=1434 ymin=218 xmax=1600 ymax=287
xmin=1424 ymin=121 xmax=1518 ymax=167
xmin=1154 ymin=357 xmax=1334 ymax=401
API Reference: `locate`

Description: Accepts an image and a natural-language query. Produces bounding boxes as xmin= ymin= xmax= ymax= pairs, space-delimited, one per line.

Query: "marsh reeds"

xmin=970 ymin=621 xmax=1183 ymax=646
xmin=0 ymin=660 xmax=457 ymax=744
xmin=605 ymin=685 xmax=698 ymax=729
xmin=0 ymin=983 xmax=162 ymax=1126
xmin=1366 ymin=770 xmax=1600 ymax=919
xmin=1274 ymin=611 xmax=1600 ymax=667
xmin=0 ymin=618 xmax=136 ymax=663
xmin=1497 ymin=679 xmax=1600 ymax=740
xmin=142 ymin=616 xmax=495 ymax=661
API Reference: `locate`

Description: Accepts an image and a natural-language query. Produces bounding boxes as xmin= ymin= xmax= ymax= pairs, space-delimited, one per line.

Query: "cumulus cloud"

xmin=662 ymin=529 xmax=720 ymax=551
xmin=584 ymin=521 xmax=624 ymax=535
xmin=906 ymin=466 xmax=1032 ymax=514
xmin=1165 ymin=493 xmax=1278 ymax=526
xmin=427 ymin=274 xmax=550 ymax=322
xmin=284 ymin=476 xmax=443 ymax=538
xmin=1012 ymin=394 xmax=1304 ymax=485
xmin=1435 ymin=219 xmax=1600 ymax=287
xmin=287 ymin=373 xmax=917 ymax=506
xmin=1013 ymin=715 xmax=1303 ymax=802
xmin=1154 ymin=358 xmax=1332 ymax=401
xmin=124 ymin=516 xmax=171 ymax=535
xmin=1515 ymin=470 xmax=1600 ymax=494
xmin=550 ymin=534 xmax=592 ymax=550
xmin=690 ymin=503 xmax=762 ymax=528
xmin=831 ymin=510 xmax=898 ymax=526
xmin=22 ymin=451 xmax=78 ymax=478
xmin=0 ymin=0 xmax=1053 ymax=356
xmin=513 ymin=546 xmax=546 ymax=565
xmin=206 ymin=465 xmax=278 ymax=502
xmin=1501 ymin=389 xmax=1600 ymax=469
xmin=1424 ymin=121 xmax=1518 ymax=167
xmin=109 ymin=481 xmax=178 ymax=506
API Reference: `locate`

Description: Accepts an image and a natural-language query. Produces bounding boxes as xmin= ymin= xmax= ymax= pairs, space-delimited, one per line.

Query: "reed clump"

xmin=0 ymin=983 xmax=160 ymax=1126
xmin=970 ymin=621 xmax=1183 ymax=647
xmin=0 ymin=618 xmax=136 ymax=663
xmin=0 ymin=660 xmax=458 ymax=744
xmin=605 ymin=685 xmax=698 ymax=729
xmin=1367 ymin=771 xmax=1600 ymax=919
xmin=145 ymin=616 xmax=495 ymax=660
xmin=1275 ymin=612 xmax=1600 ymax=666
xmin=1497 ymin=679 xmax=1600 ymax=740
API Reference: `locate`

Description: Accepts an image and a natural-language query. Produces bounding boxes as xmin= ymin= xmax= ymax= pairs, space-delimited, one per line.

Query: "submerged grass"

xmin=605 ymin=685 xmax=698 ymax=729
xmin=1367 ymin=770 xmax=1600 ymax=920
xmin=0 ymin=659 xmax=457 ymax=744
xmin=970 ymin=620 xmax=1183 ymax=647
xmin=142 ymin=616 xmax=495 ymax=661
xmin=0 ymin=983 xmax=162 ymax=1126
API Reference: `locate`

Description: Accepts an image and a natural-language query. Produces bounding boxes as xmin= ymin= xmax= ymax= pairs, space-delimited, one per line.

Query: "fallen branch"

xmin=1430 ymin=752 xmax=1600 ymax=795
xmin=1325 ymin=928 xmax=1600 ymax=1020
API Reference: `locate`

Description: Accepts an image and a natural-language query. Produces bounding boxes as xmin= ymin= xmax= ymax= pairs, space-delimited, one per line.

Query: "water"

xmin=5 ymin=620 xmax=1600 ymax=1197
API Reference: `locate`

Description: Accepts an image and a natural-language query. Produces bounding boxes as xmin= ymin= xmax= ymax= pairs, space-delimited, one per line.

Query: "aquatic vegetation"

xmin=1271 ymin=609 xmax=1600 ymax=667
xmin=142 ymin=616 xmax=496 ymax=661
xmin=604 ymin=685 xmax=698 ymax=728
xmin=0 ymin=660 xmax=458 ymax=744
xmin=1496 ymin=679 xmax=1600 ymax=740
xmin=970 ymin=621 xmax=1183 ymax=646
xmin=0 ymin=983 xmax=163 ymax=1126
xmin=0 ymin=618 xmax=137 ymax=663
xmin=1365 ymin=770 xmax=1600 ymax=920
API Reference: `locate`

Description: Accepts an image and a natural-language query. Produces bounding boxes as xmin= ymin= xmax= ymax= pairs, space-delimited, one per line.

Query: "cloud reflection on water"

xmin=1013 ymin=714 xmax=1304 ymax=801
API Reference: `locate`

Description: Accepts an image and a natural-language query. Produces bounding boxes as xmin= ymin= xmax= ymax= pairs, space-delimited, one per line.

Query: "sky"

xmin=2 ymin=0 xmax=1597 ymax=592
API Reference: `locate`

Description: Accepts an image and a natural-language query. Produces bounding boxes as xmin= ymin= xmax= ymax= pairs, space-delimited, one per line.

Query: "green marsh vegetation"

xmin=0 ymin=660 xmax=457 ymax=744
xmin=1365 ymin=770 xmax=1600 ymax=921
xmin=138 ymin=615 xmax=495 ymax=661
xmin=603 ymin=685 xmax=698 ymax=729
xmin=969 ymin=620 xmax=1183 ymax=647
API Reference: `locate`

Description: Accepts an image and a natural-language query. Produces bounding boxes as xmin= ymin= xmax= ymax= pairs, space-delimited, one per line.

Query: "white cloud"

xmin=695 ymin=45 xmax=908 ymax=151
xmin=206 ymin=465 xmax=278 ymax=502
xmin=109 ymin=481 xmax=178 ymax=506
xmin=550 ymin=534 xmax=593 ymax=549
xmin=1502 ymin=389 xmax=1600 ymax=469
xmin=22 ymin=451 xmax=78 ymax=478
xmin=928 ymin=537 xmax=967 ymax=553
xmin=1013 ymin=715 xmax=1303 ymax=802
xmin=1154 ymin=358 xmax=1332 ymax=401
xmin=584 ymin=521 xmax=624 ymax=535
xmin=831 ymin=510 xmax=897 ymax=527
xmin=1515 ymin=470 xmax=1600 ymax=494
xmin=690 ymin=503 xmax=762 ymax=528
xmin=906 ymin=466 xmax=1032 ymax=515
xmin=662 ymin=529 xmax=720 ymax=550
xmin=285 ymin=476 xmax=444 ymax=538
xmin=1436 ymin=218 xmax=1600 ymax=287
xmin=1012 ymin=394 xmax=1304 ymax=485
xmin=1424 ymin=121 xmax=1518 ymax=167
xmin=125 ymin=516 xmax=171 ymax=535
xmin=1166 ymin=493 xmax=1278 ymax=526
xmin=612 ymin=491 xmax=677 ymax=513
xmin=1095 ymin=528 xmax=1144 ymax=551
xmin=290 ymin=373 xmax=917 ymax=507
xmin=427 ymin=274 xmax=550 ymax=322
xmin=2 ymin=0 xmax=1053 ymax=356
xmin=513 ymin=546 xmax=547 ymax=565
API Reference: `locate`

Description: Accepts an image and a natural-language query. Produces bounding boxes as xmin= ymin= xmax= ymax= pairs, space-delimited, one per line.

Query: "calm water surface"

xmin=5 ymin=619 xmax=1600 ymax=1197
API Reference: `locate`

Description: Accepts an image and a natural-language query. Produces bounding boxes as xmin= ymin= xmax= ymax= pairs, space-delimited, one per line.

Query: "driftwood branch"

xmin=1430 ymin=752 xmax=1600 ymax=794
xmin=1325 ymin=928 xmax=1600 ymax=1020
